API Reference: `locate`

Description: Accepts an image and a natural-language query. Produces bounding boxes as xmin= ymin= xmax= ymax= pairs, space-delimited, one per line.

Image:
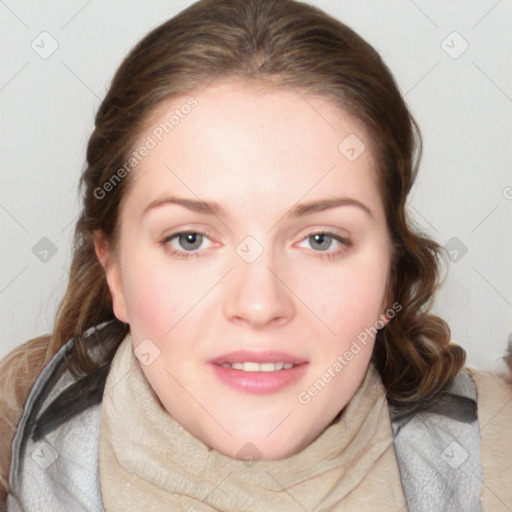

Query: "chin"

xmin=205 ymin=417 xmax=318 ymax=461
xmin=218 ymin=435 xmax=305 ymax=461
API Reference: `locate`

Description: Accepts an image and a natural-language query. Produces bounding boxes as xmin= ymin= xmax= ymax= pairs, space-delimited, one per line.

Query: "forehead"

xmin=123 ymin=81 xmax=384 ymax=221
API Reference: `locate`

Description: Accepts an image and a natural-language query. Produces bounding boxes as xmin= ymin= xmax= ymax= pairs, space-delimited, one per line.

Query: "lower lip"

xmin=208 ymin=363 xmax=308 ymax=394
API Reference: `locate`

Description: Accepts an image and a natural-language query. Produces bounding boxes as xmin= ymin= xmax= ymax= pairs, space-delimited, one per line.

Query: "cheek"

xmin=120 ymin=245 xmax=221 ymax=342
xmin=121 ymin=249 xmax=182 ymax=339
xmin=300 ymin=258 xmax=388 ymax=415
xmin=308 ymin=255 xmax=389 ymax=342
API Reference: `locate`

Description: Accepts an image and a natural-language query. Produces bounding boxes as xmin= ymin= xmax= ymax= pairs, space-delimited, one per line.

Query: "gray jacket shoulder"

xmin=7 ymin=334 xmax=104 ymax=512
xmin=389 ymin=369 xmax=483 ymax=512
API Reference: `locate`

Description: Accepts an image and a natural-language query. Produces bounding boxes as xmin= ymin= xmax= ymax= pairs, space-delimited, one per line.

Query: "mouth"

xmin=209 ymin=350 xmax=307 ymax=366
xmin=208 ymin=350 xmax=309 ymax=394
xmin=219 ymin=361 xmax=296 ymax=372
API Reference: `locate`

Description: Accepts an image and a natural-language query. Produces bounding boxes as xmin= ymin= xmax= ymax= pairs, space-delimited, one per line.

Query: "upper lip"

xmin=208 ymin=350 xmax=308 ymax=365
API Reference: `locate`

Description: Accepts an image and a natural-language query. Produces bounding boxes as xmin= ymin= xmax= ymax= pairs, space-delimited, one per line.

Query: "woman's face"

xmin=96 ymin=81 xmax=392 ymax=460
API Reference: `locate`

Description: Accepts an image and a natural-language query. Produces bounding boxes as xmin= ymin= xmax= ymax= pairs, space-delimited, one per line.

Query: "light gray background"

xmin=1 ymin=0 xmax=511 ymax=372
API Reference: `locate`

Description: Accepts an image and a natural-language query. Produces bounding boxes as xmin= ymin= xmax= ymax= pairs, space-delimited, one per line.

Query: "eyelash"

xmin=160 ymin=229 xmax=352 ymax=261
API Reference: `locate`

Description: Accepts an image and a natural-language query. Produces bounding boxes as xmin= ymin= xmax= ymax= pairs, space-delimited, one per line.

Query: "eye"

xmin=161 ymin=230 xmax=212 ymax=260
xmin=296 ymin=231 xmax=352 ymax=260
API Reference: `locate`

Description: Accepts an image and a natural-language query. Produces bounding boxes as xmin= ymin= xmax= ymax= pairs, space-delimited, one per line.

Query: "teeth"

xmin=220 ymin=361 xmax=296 ymax=372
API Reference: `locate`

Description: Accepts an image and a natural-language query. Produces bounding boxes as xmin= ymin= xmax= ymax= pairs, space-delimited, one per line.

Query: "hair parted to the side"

xmin=5 ymin=0 xmax=505 ymax=442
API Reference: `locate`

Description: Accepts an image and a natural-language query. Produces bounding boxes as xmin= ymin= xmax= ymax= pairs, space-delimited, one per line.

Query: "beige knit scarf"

xmin=98 ymin=333 xmax=407 ymax=511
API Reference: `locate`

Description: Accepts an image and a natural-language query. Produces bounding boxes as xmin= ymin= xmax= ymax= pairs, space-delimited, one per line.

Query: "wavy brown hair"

xmin=4 ymin=0 xmax=504 ymax=458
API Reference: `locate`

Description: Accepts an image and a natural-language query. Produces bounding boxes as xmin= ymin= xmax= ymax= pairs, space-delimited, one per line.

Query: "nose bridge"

xmin=223 ymin=235 xmax=295 ymax=328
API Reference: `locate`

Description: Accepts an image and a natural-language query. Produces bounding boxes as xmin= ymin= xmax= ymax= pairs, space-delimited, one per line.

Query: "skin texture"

xmin=94 ymin=81 xmax=392 ymax=460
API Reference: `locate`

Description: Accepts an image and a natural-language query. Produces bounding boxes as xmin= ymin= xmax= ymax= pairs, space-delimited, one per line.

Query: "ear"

xmin=93 ymin=230 xmax=129 ymax=323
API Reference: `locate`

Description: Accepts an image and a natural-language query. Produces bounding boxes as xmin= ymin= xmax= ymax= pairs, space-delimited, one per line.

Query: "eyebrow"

xmin=142 ymin=195 xmax=373 ymax=219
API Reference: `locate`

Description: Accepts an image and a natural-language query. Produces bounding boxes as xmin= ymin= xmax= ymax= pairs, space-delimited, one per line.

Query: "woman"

xmin=1 ymin=0 xmax=511 ymax=510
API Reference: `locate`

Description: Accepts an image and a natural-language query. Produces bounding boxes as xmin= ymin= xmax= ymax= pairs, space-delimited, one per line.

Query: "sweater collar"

xmin=98 ymin=333 xmax=406 ymax=511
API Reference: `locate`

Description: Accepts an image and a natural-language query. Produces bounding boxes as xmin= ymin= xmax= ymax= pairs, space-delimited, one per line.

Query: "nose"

xmin=223 ymin=245 xmax=295 ymax=330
